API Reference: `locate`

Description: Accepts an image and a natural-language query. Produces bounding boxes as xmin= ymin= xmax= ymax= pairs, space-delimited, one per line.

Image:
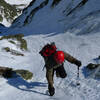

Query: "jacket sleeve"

xmin=63 ymin=51 xmax=81 ymax=66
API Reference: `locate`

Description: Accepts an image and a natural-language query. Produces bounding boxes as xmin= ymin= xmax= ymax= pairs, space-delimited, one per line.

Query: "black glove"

xmin=75 ymin=60 xmax=82 ymax=67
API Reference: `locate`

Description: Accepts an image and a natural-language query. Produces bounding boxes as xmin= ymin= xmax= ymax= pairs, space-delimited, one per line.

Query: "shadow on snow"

xmin=6 ymin=74 xmax=48 ymax=96
xmin=82 ymin=66 xmax=100 ymax=81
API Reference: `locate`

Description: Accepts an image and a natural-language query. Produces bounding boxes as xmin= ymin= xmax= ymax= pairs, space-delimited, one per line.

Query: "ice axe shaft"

xmin=77 ymin=67 xmax=79 ymax=78
xmin=77 ymin=67 xmax=80 ymax=85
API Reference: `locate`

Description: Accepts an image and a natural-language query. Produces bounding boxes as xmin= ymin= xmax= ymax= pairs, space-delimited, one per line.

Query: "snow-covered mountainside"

xmin=0 ymin=0 xmax=100 ymax=100
xmin=0 ymin=0 xmax=32 ymax=27
xmin=4 ymin=0 xmax=100 ymax=36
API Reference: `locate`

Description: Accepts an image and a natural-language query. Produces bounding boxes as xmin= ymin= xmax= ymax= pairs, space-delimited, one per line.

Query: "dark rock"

xmin=86 ymin=63 xmax=100 ymax=70
xmin=0 ymin=66 xmax=13 ymax=78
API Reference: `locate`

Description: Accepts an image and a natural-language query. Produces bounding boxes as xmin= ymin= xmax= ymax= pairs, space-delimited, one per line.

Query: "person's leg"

xmin=46 ymin=68 xmax=55 ymax=96
xmin=56 ymin=64 xmax=67 ymax=78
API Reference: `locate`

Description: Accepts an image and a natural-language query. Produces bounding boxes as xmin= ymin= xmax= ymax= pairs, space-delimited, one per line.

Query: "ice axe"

xmin=76 ymin=66 xmax=80 ymax=86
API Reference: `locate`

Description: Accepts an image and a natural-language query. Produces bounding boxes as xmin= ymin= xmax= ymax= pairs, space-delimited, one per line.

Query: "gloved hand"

xmin=75 ymin=60 xmax=82 ymax=67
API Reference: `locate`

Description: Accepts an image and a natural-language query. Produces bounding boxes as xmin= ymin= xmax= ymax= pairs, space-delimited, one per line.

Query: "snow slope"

xmin=0 ymin=0 xmax=100 ymax=100
xmin=0 ymin=33 xmax=100 ymax=100
xmin=3 ymin=0 xmax=100 ymax=36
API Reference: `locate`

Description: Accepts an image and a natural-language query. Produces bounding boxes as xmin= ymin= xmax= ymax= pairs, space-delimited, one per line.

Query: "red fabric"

xmin=54 ymin=51 xmax=64 ymax=64
xmin=42 ymin=45 xmax=57 ymax=57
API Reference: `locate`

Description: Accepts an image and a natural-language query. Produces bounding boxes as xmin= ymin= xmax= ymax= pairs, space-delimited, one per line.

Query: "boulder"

xmin=0 ymin=66 xmax=13 ymax=78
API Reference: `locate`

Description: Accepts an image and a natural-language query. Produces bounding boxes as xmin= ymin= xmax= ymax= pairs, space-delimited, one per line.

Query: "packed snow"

xmin=0 ymin=0 xmax=100 ymax=100
xmin=0 ymin=32 xmax=100 ymax=100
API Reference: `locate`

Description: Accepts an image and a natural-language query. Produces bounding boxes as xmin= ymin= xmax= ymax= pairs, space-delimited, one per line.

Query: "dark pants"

xmin=46 ymin=64 xmax=67 ymax=88
xmin=55 ymin=64 xmax=67 ymax=78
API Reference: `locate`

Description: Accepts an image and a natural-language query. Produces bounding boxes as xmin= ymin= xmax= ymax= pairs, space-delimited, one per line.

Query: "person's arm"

xmin=63 ymin=51 xmax=82 ymax=67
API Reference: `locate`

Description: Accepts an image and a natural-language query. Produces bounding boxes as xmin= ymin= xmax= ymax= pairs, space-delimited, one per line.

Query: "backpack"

xmin=39 ymin=43 xmax=57 ymax=58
